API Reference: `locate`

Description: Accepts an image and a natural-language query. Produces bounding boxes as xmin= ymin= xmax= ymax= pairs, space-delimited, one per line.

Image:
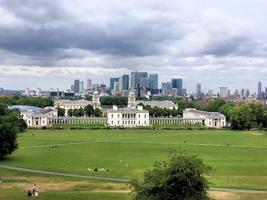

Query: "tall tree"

xmin=84 ymin=105 xmax=94 ymax=117
xmin=131 ymin=151 xmax=211 ymax=200
xmin=230 ymin=104 xmax=256 ymax=130
xmin=0 ymin=104 xmax=26 ymax=159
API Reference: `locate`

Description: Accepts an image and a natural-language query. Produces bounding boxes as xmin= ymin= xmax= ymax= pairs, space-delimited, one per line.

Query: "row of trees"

xmin=0 ymin=104 xmax=27 ymax=159
xmin=0 ymin=96 xmax=53 ymax=108
xmin=58 ymin=105 xmax=102 ymax=117
xmin=142 ymin=105 xmax=180 ymax=117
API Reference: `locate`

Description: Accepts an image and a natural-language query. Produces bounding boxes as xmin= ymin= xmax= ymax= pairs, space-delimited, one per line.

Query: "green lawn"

xmin=1 ymin=129 xmax=267 ymax=199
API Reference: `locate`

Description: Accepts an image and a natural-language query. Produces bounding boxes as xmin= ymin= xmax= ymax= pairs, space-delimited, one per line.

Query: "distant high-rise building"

xmin=79 ymin=81 xmax=84 ymax=93
xmin=25 ymin=88 xmax=30 ymax=96
xmin=162 ymin=82 xmax=172 ymax=96
xmin=74 ymin=79 xmax=80 ymax=94
xmin=246 ymin=89 xmax=250 ymax=98
xmin=130 ymin=71 xmax=148 ymax=89
xmin=86 ymin=79 xmax=92 ymax=89
xmin=140 ymin=77 xmax=149 ymax=88
xmin=196 ymin=83 xmax=201 ymax=97
xmin=258 ymin=81 xmax=262 ymax=99
xmin=122 ymin=74 xmax=129 ymax=90
xmin=36 ymin=88 xmax=42 ymax=96
xmin=71 ymin=85 xmax=74 ymax=92
xmin=241 ymin=89 xmax=245 ymax=98
xmin=219 ymin=87 xmax=228 ymax=97
xmin=110 ymin=78 xmax=119 ymax=91
xmin=171 ymin=79 xmax=183 ymax=96
xmin=149 ymin=73 xmax=158 ymax=90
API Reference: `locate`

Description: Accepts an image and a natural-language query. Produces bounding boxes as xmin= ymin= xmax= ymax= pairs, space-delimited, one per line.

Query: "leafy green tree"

xmin=94 ymin=108 xmax=102 ymax=117
xmin=67 ymin=109 xmax=73 ymax=117
xmin=131 ymin=151 xmax=211 ymax=200
xmin=73 ymin=108 xmax=84 ymax=117
xmin=100 ymin=96 xmax=128 ymax=106
xmin=0 ymin=104 xmax=26 ymax=159
xmin=57 ymin=107 xmax=65 ymax=117
xmin=204 ymin=98 xmax=225 ymax=112
xmin=249 ymin=103 xmax=266 ymax=128
xmin=218 ymin=103 xmax=235 ymax=121
xmin=230 ymin=104 xmax=256 ymax=130
xmin=84 ymin=105 xmax=94 ymax=117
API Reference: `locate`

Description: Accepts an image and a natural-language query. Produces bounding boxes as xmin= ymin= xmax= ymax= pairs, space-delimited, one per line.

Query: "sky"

xmin=0 ymin=0 xmax=267 ymax=93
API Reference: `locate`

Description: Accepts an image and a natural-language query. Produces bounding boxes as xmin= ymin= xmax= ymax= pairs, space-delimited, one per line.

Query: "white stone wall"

xmin=107 ymin=112 xmax=149 ymax=127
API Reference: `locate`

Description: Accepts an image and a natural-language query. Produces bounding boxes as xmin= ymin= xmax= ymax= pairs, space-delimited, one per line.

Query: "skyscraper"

xmin=258 ymin=81 xmax=262 ymax=99
xmin=122 ymin=74 xmax=129 ymax=90
xmin=140 ymin=77 xmax=149 ymax=88
xmin=74 ymin=79 xmax=80 ymax=94
xmin=149 ymin=73 xmax=158 ymax=90
xmin=171 ymin=79 xmax=183 ymax=96
xmin=86 ymin=79 xmax=92 ymax=89
xmin=196 ymin=83 xmax=201 ymax=97
xmin=110 ymin=78 xmax=119 ymax=91
xmin=162 ymin=82 xmax=172 ymax=96
xmin=130 ymin=71 xmax=148 ymax=89
xmin=219 ymin=87 xmax=228 ymax=97
xmin=79 ymin=81 xmax=84 ymax=93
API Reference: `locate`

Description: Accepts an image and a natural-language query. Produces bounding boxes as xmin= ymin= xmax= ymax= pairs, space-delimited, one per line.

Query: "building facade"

xmin=107 ymin=105 xmax=149 ymax=127
xmin=183 ymin=108 xmax=226 ymax=128
xmin=10 ymin=105 xmax=57 ymax=127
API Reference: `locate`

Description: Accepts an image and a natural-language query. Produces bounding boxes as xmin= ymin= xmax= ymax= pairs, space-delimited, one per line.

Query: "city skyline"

xmin=0 ymin=0 xmax=267 ymax=93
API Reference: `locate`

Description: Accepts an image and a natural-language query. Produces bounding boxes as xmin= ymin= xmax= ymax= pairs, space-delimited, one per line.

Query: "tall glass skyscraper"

xmin=74 ymin=79 xmax=80 ymax=94
xmin=196 ymin=83 xmax=201 ymax=97
xmin=149 ymin=73 xmax=158 ymax=90
xmin=122 ymin=74 xmax=129 ymax=90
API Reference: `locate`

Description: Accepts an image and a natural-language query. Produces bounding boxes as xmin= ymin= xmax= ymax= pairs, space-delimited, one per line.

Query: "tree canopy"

xmin=0 ymin=104 xmax=26 ymax=159
xmin=131 ymin=151 xmax=211 ymax=200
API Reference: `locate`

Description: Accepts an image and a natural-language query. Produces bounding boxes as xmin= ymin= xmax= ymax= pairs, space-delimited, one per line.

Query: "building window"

xmin=138 ymin=114 xmax=140 ymax=118
xmin=111 ymin=120 xmax=113 ymax=125
xmin=118 ymin=120 xmax=120 ymax=124
xmin=144 ymin=114 xmax=146 ymax=118
xmin=138 ymin=121 xmax=140 ymax=125
xmin=111 ymin=114 xmax=113 ymax=118
xmin=118 ymin=114 xmax=120 ymax=118
xmin=144 ymin=121 xmax=146 ymax=124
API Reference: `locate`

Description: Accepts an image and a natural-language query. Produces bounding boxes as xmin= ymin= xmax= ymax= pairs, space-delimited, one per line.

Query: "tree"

xmin=94 ymin=108 xmax=102 ymax=117
xmin=230 ymin=104 xmax=256 ymax=130
xmin=67 ymin=109 xmax=73 ymax=117
xmin=73 ymin=108 xmax=84 ymax=117
xmin=84 ymin=105 xmax=94 ymax=117
xmin=0 ymin=104 xmax=26 ymax=159
xmin=218 ymin=103 xmax=235 ymax=121
xmin=57 ymin=107 xmax=65 ymax=117
xmin=204 ymin=98 xmax=225 ymax=112
xmin=131 ymin=151 xmax=211 ymax=200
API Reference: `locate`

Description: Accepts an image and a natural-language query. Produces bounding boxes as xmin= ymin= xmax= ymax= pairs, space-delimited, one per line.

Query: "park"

xmin=1 ymin=129 xmax=267 ymax=199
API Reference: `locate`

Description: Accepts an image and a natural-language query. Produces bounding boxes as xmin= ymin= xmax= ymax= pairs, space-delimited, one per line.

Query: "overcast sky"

xmin=0 ymin=0 xmax=266 ymax=93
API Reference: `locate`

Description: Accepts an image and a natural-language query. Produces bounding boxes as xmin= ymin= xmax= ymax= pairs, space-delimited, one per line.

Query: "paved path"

xmin=0 ymin=165 xmax=130 ymax=183
xmin=1 ymin=165 xmax=267 ymax=193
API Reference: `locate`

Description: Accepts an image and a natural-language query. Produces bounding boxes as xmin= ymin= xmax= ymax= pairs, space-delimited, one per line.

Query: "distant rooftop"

xmin=9 ymin=105 xmax=53 ymax=114
xmin=185 ymin=108 xmax=225 ymax=118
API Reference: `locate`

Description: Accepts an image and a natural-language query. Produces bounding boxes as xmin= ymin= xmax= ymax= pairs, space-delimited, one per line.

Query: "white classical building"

xmin=107 ymin=105 xmax=149 ymax=127
xmin=10 ymin=105 xmax=57 ymax=127
xmin=54 ymin=93 xmax=101 ymax=116
xmin=127 ymin=90 xmax=178 ymax=110
xmin=183 ymin=108 xmax=226 ymax=128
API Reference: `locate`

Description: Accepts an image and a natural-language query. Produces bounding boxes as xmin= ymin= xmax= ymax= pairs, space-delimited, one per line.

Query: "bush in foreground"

xmin=131 ymin=151 xmax=211 ymax=200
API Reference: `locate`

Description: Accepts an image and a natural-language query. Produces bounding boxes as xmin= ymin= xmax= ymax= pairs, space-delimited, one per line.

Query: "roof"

xmin=135 ymin=100 xmax=177 ymax=108
xmin=107 ymin=107 xmax=149 ymax=114
xmin=184 ymin=108 xmax=225 ymax=118
xmin=54 ymin=100 xmax=92 ymax=106
xmin=9 ymin=105 xmax=53 ymax=114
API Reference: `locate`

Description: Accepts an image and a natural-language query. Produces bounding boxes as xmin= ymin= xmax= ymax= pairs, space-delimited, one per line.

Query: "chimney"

xmin=137 ymin=105 xmax=143 ymax=111
xmin=113 ymin=105 xmax=118 ymax=111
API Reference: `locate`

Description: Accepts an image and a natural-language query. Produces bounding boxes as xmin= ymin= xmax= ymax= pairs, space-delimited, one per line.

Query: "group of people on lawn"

xmin=28 ymin=184 xmax=39 ymax=197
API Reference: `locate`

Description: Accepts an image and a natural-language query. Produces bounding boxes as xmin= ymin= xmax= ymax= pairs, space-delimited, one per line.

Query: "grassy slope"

xmin=2 ymin=129 xmax=267 ymax=189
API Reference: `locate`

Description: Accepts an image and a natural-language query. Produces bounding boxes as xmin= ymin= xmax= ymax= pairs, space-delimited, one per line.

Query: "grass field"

xmin=1 ymin=129 xmax=267 ymax=199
